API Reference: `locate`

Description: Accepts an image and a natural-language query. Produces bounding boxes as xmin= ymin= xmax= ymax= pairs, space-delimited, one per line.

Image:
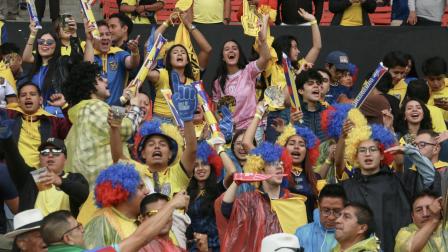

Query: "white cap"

xmin=261 ymin=233 xmax=301 ymax=252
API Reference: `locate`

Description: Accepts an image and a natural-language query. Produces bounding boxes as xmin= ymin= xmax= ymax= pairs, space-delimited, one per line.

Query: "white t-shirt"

xmin=0 ymin=77 xmax=16 ymax=108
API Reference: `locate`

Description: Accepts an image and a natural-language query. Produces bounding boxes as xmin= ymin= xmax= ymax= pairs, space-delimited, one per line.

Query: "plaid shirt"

xmin=65 ymin=99 xmax=138 ymax=189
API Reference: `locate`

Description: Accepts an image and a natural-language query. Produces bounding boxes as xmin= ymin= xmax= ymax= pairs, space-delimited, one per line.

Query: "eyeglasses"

xmin=40 ymin=148 xmax=64 ymax=156
xmin=321 ymin=208 xmax=342 ymax=218
xmin=357 ymin=146 xmax=379 ymax=154
xmin=53 ymin=222 xmax=83 ymax=244
xmin=305 ymin=80 xmax=322 ymax=86
xmin=145 ymin=210 xmax=159 ymax=217
xmin=37 ymin=39 xmax=56 ymax=46
xmin=413 ymin=141 xmax=436 ymax=149
xmin=267 ymin=161 xmax=284 ymax=167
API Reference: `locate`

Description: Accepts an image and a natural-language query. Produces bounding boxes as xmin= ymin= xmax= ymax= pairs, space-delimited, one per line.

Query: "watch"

xmin=190 ymin=24 xmax=197 ymax=31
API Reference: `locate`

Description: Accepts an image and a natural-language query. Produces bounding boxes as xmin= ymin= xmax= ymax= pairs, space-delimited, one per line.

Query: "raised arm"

xmin=125 ymin=36 xmax=141 ymax=69
xmin=298 ymin=9 xmax=322 ymax=64
xmin=180 ymin=12 xmax=212 ymax=70
xmin=83 ymin=20 xmax=95 ymax=63
xmin=22 ymin=22 xmax=38 ymax=63
xmin=242 ymin=102 xmax=266 ymax=152
xmin=255 ymin=14 xmax=272 ymax=71
xmin=224 ymin=0 xmax=231 ymax=24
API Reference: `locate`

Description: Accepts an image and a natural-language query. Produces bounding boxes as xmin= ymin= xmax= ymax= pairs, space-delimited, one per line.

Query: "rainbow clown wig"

xmin=196 ymin=141 xmax=223 ymax=178
xmin=321 ymin=103 xmax=367 ymax=139
xmin=244 ymin=142 xmax=292 ymax=186
xmin=135 ymin=121 xmax=184 ymax=166
xmin=94 ymin=163 xmax=142 ymax=208
xmin=276 ymin=124 xmax=320 ymax=167
xmin=345 ymin=124 xmax=397 ymax=167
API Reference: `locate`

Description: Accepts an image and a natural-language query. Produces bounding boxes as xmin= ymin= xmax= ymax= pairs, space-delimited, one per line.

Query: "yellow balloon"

xmin=175 ymin=0 xmax=193 ymax=11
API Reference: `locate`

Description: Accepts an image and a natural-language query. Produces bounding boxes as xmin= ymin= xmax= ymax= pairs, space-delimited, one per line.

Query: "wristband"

xmin=255 ymin=113 xmax=262 ymax=120
xmin=324 ymin=159 xmax=332 ymax=165
xmin=162 ymin=21 xmax=170 ymax=28
xmin=309 ymin=20 xmax=317 ymax=25
xmin=217 ymin=146 xmax=226 ymax=156
xmin=30 ymin=34 xmax=36 ymax=39
xmin=27 ymin=43 xmax=33 ymax=46
xmin=189 ymin=24 xmax=197 ymax=31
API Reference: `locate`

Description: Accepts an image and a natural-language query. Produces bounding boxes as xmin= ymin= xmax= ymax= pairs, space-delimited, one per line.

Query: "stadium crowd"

xmin=0 ymin=0 xmax=448 ymax=252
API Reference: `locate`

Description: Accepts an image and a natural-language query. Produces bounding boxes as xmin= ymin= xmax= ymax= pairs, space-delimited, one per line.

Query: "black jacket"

xmin=342 ymin=166 xmax=440 ymax=252
xmin=277 ymin=0 xmax=324 ymax=25
xmin=329 ymin=0 xmax=377 ymax=26
xmin=0 ymin=137 xmax=89 ymax=217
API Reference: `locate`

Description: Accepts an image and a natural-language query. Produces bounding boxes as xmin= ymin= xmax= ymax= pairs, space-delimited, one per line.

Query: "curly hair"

xmin=94 ymin=163 xmax=141 ymax=208
xmin=396 ymin=99 xmax=433 ymax=136
xmin=63 ymin=61 xmax=101 ymax=106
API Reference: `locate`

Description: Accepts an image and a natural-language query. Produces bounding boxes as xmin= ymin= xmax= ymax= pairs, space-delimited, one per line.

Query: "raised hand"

xmin=171 ymin=190 xmax=190 ymax=209
xmin=172 ymin=73 xmax=198 ymax=122
xmin=127 ymin=35 xmax=140 ymax=54
xmin=297 ymin=8 xmax=316 ymax=22
xmin=29 ymin=21 xmax=38 ymax=36
xmin=48 ymin=93 xmax=66 ymax=107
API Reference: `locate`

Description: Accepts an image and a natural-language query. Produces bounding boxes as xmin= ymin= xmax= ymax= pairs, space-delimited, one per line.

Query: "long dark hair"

xmin=286 ymin=137 xmax=318 ymax=197
xmin=30 ymin=30 xmax=62 ymax=94
xmin=165 ymin=44 xmax=195 ymax=90
xmin=186 ymin=165 xmax=220 ymax=217
xmin=396 ymin=98 xmax=433 ymax=136
xmin=272 ymin=35 xmax=299 ymax=68
xmin=213 ymin=40 xmax=248 ymax=94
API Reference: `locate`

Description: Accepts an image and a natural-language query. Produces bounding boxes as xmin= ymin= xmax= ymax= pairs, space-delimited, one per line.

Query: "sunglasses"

xmin=40 ymin=148 xmax=64 ymax=156
xmin=37 ymin=39 xmax=56 ymax=46
xmin=145 ymin=210 xmax=159 ymax=217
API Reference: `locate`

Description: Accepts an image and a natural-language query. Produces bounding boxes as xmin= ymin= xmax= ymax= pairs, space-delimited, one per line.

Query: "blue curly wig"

xmin=94 ymin=163 xmax=142 ymax=208
xmin=251 ymin=142 xmax=283 ymax=164
xmin=295 ymin=126 xmax=319 ymax=149
xmin=327 ymin=103 xmax=353 ymax=139
xmin=371 ymin=124 xmax=396 ymax=149
xmin=197 ymin=141 xmax=213 ymax=164
xmin=137 ymin=121 xmax=178 ymax=164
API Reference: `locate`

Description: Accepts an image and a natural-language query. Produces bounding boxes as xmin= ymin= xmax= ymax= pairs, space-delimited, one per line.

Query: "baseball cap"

xmin=325 ymin=51 xmax=350 ymax=70
xmin=38 ymin=137 xmax=67 ymax=155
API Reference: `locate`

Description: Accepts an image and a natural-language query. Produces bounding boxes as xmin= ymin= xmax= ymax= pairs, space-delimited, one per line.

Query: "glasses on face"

xmin=55 ymin=222 xmax=83 ymax=243
xmin=40 ymin=148 xmax=64 ymax=157
xmin=145 ymin=209 xmax=159 ymax=217
xmin=413 ymin=141 xmax=436 ymax=149
xmin=37 ymin=39 xmax=56 ymax=46
xmin=357 ymin=146 xmax=379 ymax=155
xmin=267 ymin=161 xmax=284 ymax=168
xmin=305 ymin=80 xmax=322 ymax=86
xmin=321 ymin=208 xmax=342 ymax=218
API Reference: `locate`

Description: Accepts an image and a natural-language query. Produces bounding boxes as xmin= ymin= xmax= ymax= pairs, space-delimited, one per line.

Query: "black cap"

xmin=38 ymin=137 xmax=67 ymax=155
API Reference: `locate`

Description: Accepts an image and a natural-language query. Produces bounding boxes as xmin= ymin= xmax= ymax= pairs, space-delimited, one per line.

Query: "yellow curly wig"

xmin=276 ymin=124 xmax=297 ymax=146
xmin=344 ymin=125 xmax=372 ymax=166
xmin=347 ymin=108 xmax=368 ymax=128
xmin=244 ymin=155 xmax=265 ymax=174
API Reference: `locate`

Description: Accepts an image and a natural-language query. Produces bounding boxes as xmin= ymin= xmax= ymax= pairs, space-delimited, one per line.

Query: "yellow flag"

xmin=271 ymin=194 xmax=308 ymax=234
xmin=174 ymin=23 xmax=200 ymax=80
xmin=241 ymin=0 xmax=260 ymax=37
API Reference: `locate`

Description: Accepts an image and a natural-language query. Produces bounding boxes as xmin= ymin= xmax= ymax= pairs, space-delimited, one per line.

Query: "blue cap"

xmin=325 ymin=51 xmax=350 ymax=70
